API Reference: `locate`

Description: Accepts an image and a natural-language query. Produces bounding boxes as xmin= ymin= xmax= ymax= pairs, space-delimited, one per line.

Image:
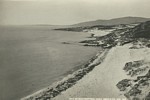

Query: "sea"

xmin=0 ymin=25 xmax=100 ymax=100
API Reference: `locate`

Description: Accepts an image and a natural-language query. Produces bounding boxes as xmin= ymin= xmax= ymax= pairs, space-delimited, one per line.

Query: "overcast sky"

xmin=0 ymin=0 xmax=150 ymax=25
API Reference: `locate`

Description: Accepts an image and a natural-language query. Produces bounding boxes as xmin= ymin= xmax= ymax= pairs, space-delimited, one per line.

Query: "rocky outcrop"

xmin=116 ymin=60 xmax=150 ymax=100
xmin=116 ymin=79 xmax=131 ymax=91
xmin=56 ymin=21 xmax=150 ymax=100
xmin=123 ymin=60 xmax=149 ymax=77
xmin=78 ymin=24 xmax=137 ymax=48
xmin=130 ymin=21 xmax=150 ymax=39
xmin=124 ymin=60 xmax=144 ymax=71
xmin=55 ymin=21 xmax=150 ymax=50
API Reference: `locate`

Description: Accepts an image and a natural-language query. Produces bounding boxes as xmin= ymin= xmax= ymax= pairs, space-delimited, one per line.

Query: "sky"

xmin=0 ymin=0 xmax=150 ymax=25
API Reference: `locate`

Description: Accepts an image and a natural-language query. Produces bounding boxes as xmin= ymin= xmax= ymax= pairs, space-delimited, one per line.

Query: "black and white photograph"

xmin=0 ymin=0 xmax=150 ymax=100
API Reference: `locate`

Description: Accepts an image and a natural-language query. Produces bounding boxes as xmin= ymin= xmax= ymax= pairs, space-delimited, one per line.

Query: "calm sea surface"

xmin=0 ymin=26 xmax=100 ymax=100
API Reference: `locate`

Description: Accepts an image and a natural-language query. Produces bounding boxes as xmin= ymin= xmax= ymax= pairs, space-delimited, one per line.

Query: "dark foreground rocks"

xmin=116 ymin=60 xmax=150 ymax=100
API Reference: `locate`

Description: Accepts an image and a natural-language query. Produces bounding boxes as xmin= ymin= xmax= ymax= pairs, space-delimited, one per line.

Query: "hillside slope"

xmin=128 ymin=21 xmax=150 ymax=38
xmin=73 ymin=17 xmax=150 ymax=27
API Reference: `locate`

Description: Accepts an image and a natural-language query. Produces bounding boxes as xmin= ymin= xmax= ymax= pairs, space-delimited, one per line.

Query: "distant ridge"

xmin=72 ymin=17 xmax=150 ymax=27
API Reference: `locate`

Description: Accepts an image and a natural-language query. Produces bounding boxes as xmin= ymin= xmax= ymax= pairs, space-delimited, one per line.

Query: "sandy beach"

xmin=21 ymin=44 xmax=144 ymax=100
xmin=19 ymin=23 xmax=150 ymax=100
xmin=52 ymin=45 xmax=129 ymax=100
xmin=52 ymin=44 xmax=150 ymax=100
xmin=21 ymin=48 xmax=108 ymax=100
xmin=1 ymin=1 xmax=150 ymax=100
xmin=21 ymin=42 xmax=150 ymax=100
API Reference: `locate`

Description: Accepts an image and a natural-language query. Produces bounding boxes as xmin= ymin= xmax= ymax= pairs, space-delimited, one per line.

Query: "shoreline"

xmin=21 ymin=48 xmax=109 ymax=100
xmin=52 ymin=44 xmax=134 ymax=100
xmin=52 ymin=46 xmax=129 ymax=100
xmin=51 ymin=44 xmax=150 ymax=100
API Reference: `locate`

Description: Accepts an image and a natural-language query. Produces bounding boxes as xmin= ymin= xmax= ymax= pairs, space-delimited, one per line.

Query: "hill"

xmin=73 ymin=17 xmax=150 ymax=27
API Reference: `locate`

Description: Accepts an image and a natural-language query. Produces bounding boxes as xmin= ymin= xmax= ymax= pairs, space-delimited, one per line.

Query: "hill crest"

xmin=73 ymin=16 xmax=150 ymax=26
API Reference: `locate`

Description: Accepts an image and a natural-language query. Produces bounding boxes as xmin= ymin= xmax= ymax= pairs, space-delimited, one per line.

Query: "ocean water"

xmin=0 ymin=26 xmax=100 ymax=100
